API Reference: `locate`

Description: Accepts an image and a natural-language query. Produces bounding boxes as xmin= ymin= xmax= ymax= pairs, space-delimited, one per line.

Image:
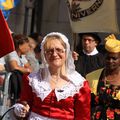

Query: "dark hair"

xmin=29 ymin=32 xmax=43 ymax=43
xmin=34 ymin=44 xmax=41 ymax=53
xmin=12 ymin=34 xmax=29 ymax=49
xmin=79 ymin=33 xmax=101 ymax=44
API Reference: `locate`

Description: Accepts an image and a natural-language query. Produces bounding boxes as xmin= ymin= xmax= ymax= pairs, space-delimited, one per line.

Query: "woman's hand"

xmin=20 ymin=104 xmax=30 ymax=117
xmin=14 ymin=102 xmax=30 ymax=118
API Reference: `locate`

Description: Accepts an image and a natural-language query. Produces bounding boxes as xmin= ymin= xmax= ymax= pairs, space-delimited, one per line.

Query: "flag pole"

xmin=71 ymin=32 xmax=77 ymax=51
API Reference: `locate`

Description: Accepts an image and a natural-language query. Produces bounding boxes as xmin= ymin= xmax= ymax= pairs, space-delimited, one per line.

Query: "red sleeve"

xmin=74 ymin=80 xmax=91 ymax=120
xmin=19 ymin=74 xmax=33 ymax=107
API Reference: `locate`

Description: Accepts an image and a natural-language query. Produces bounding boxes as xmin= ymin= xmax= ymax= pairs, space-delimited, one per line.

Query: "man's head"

xmin=79 ymin=33 xmax=101 ymax=54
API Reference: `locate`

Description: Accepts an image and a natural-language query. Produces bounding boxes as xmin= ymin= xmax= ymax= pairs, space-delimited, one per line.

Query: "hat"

xmin=105 ymin=34 xmax=120 ymax=53
xmin=79 ymin=33 xmax=101 ymax=44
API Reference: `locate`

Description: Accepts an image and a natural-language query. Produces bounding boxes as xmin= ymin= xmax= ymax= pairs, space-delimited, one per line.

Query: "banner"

xmin=0 ymin=10 xmax=15 ymax=58
xmin=67 ymin=0 xmax=119 ymax=33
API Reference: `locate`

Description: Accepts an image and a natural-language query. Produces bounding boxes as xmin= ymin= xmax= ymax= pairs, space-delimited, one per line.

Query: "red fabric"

xmin=74 ymin=81 xmax=91 ymax=120
xmin=20 ymin=75 xmax=91 ymax=120
xmin=0 ymin=76 xmax=4 ymax=85
xmin=0 ymin=10 xmax=15 ymax=58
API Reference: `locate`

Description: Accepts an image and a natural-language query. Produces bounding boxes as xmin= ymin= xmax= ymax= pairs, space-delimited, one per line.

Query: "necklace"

xmin=104 ymin=69 xmax=119 ymax=86
xmin=105 ymin=76 xmax=120 ymax=86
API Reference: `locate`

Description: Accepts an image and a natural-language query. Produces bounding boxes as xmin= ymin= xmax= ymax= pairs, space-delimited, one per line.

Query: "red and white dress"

xmin=17 ymin=70 xmax=90 ymax=120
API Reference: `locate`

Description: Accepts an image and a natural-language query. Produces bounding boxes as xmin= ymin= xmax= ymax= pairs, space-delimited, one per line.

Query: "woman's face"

xmin=44 ymin=38 xmax=66 ymax=69
xmin=105 ymin=52 xmax=120 ymax=70
xmin=29 ymin=38 xmax=37 ymax=50
xmin=19 ymin=42 xmax=30 ymax=54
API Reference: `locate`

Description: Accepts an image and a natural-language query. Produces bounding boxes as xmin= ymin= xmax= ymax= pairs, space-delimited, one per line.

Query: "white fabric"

xmin=29 ymin=70 xmax=52 ymax=101
xmin=28 ymin=70 xmax=85 ymax=101
xmin=29 ymin=32 xmax=86 ymax=101
xmin=6 ymin=51 xmax=28 ymax=67
xmin=83 ymin=48 xmax=98 ymax=56
xmin=28 ymin=112 xmax=57 ymax=120
xmin=0 ymin=57 xmax=5 ymax=65
xmin=26 ymin=51 xmax=40 ymax=72
xmin=13 ymin=103 xmax=25 ymax=117
xmin=40 ymin=32 xmax=80 ymax=84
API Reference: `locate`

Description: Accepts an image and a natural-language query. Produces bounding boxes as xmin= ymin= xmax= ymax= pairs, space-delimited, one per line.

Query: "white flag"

xmin=67 ymin=0 xmax=119 ymax=33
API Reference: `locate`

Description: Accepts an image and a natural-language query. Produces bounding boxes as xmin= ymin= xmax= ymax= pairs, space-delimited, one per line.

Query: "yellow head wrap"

xmin=105 ymin=34 xmax=120 ymax=53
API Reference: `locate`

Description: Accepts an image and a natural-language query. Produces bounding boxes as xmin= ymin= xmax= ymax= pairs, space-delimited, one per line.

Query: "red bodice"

xmin=20 ymin=75 xmax=90 ymax=120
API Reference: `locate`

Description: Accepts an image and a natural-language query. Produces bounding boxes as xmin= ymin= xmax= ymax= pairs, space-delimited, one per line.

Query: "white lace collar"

xmin=28 ymin=70 xmax=85 ymax=101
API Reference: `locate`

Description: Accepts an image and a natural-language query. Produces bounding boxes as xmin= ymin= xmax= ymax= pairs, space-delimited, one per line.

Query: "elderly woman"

xmin=86 ymin=34 xmax=120 ymax=120
xmin=12 ymin=32 xmax=90 ymax=120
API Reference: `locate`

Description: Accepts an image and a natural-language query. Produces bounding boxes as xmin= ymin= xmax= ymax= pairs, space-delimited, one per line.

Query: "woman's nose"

xmin=52 ymin=49 xmax=58 ymax=55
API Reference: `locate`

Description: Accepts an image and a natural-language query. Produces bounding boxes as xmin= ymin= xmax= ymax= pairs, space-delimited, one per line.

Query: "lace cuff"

xmin=13 ymin=103 xmax=25 ymax=117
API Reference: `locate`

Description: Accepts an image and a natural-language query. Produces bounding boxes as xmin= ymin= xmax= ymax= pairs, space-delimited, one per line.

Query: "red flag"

xmin=0 ymin=10 xmax=15 ymax=58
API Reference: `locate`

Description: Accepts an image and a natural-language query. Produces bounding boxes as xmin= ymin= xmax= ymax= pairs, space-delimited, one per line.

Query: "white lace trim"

xmin=28 ymin=112 xmax=57 ymax=120
xmin=13 ymin=103 xmax=25 ymax=117
xmin=28 ymin=71 xmax=85 ymax=101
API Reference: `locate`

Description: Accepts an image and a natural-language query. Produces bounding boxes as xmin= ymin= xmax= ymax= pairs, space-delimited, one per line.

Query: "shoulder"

xmin=97 ymin=52 xmax=104 ymax=56
xmin=28 ymin=70 xmax=41 ymax=80
xmin=7 ymin=51 xmax=18 ymax=57
xmin=6 ymin=51 xmax=19 ymax=61
xmin=22 ymin=70 xmax=41 ymax=86
xmin=68 ymin=71 xmax=86 ymax=86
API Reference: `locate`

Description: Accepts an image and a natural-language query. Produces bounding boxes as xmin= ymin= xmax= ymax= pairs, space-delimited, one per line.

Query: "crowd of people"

xmin=11 ymin=32 xmax=90 ymax=120
xmin=0 ymin=31 xmax=120 ymax=120
xmin=0 ymin=32 xmax=42 ymax=104
xmin=86 ymin=34 xmax=120 ymax=120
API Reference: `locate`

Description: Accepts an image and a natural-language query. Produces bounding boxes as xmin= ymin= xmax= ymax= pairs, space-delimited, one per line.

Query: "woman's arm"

xmin=74 ymin=80 xmax=91 ymax=120
xmin=13 ymin=74 xmax=33 ymax=118
xmin=9 ymin=60 xmax=32 ymax=73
